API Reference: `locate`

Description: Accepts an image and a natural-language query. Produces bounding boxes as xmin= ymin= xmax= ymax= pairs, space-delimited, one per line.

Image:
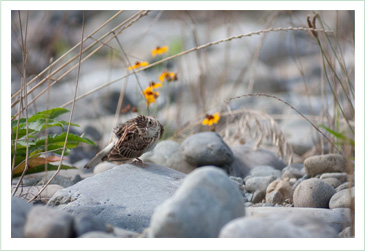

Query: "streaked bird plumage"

xmin=84 ymin=115 xmax=164 ymax=169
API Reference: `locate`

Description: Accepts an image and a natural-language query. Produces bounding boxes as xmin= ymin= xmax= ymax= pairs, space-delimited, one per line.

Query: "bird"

xmin=84 ymin=115 xmax=164 ymax=169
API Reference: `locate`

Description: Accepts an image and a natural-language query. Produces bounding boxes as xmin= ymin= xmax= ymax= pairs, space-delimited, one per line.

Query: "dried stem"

xmin=28 ymin=11 xmax=86 ymax=202
xmin=59 ymin=26 xmax=332 ymax=109
xmin=225 ymin=93 xmax=343 ymax=156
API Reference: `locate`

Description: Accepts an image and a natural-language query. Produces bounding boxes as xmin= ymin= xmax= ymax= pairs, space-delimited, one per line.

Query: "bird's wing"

xmin=107 ymin=128 xmax=153 ymax=161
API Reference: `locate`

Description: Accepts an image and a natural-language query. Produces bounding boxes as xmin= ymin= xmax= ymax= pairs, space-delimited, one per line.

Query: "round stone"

xmin=293 ymin=178 xmax=336 ymax=208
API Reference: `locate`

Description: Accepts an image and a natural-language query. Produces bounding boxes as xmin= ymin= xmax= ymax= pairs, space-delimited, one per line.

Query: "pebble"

xmin=304 ymin=154 xmax=346 ymax=177
xmin=336 ymin=182 xmax=353 ymax=192
xmin=252 ymin=190 xmax=266 ymax=203
xmin=11 ymin=197 xmax=33 ymax=238
xmin=282 ymin=163 xmax=305 ymax=179
xmin=321 ymin=177 xmax=341 ymax=188
xmin=320 ymin=172 xmax=349 ymax=183
xmin=79 ymin=231 xmax=114 ymax=238
xmin=141 ymin=140 xmax=195 ymax=174
xmin=265 ymin=179 xmax=293 ymax=205
xmin=244 ymin=176 xmax=276 ymax=194
xmin=24 ymin=206 xmax=74 ymax=238
xmin=48 ymin=164 xmax=185 ymax=233
xmin=181 ymin=132 xmax=234 ymax=168
xmin=329 ymin=187 xmax=355 ymax=209
xmin=293 ymin=178 xmax=336 ymax=208
xmin=93 ymin=162 xmax=116 ymax=174
xmin=148 ymin=166 xmax=245 ymax=237
xmin=219 ymin=213 xmax=337 ymax=238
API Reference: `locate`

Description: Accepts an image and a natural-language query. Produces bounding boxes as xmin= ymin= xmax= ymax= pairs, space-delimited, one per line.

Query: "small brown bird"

xmin=84 ymin=115 xmax=164 ymax=169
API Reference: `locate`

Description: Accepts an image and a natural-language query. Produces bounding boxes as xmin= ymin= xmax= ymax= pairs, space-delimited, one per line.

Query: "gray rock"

xmin=11 ymin=197 xmax=33 ymax=238
xmin=244 ymin=207 xmax=351 ymax=234
xmin=24 ymin=206 xmax=74 ymax=238
xmin=230 ymin=145 xmax=286 ymax=172
xmin=79 ymin=231 xmax=115 ymax=238
xmin=228 ymin=157 xmax=251 ymax=179
xmin=304 ymin=154 xmax=346 ymax=177
xmin=322 ymin=177 xmax=341 ymax=188
xmin=78 ymin=227 xmax=138 ymax=238
xmin=112 ymin=227 xmax=139 ymax=238
xmin=252 ymin=190 xmax=266 ymax=203
xmin=249 ymin=165 xmax=282 ymax=178
xmin=219 ymin=213 xmax=337 ymax=238
xmin=48 ymin=164 xmax=185 ymax=233
xmin=265 ymin=179 xmax=293 ymax=205
xmin=148 ymin=166 xmax=245 ymax=237
xmin=181 ymin=132 xmax=234 ymax=168
xmin=320 ymin=172 xmax=349 ymax=183
xmin=244 ymin=176 xmax=276 ymax=194
xmin=74 ymin=214 xmax=108 ymax=237
xmin=329 ymin=187 xmax=355 ymax=209
xmin=282 ymin=164 xmax=305 ymax=179
xmin=336 ymin=182 xmax=354 ymax=192
xmin=141 ymin=140 xmax=195 ymax=174
xmin=93 ymin=162 xmax=116 ymax=174
xmin=338 ymin=226 xmax=354 ymax=238
xmin=293 ymin=178 xmax=336 ymax=208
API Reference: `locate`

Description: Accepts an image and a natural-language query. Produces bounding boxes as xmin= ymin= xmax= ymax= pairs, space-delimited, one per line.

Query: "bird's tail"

xmin=84 ymin=142 xmax=115 ymax=169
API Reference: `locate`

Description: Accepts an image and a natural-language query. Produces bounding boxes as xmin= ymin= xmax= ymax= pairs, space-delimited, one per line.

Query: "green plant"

xmin=11 ymin=108 xmax=96 ymax=178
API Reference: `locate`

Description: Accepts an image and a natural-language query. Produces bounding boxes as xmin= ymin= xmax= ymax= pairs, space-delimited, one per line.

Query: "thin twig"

xmin=11 ymin=10 xmax=124 ymax=103
xmin=12 ymin=11 xmax=30 ymax=196
xmin=28 ymin=12 xmax=86 ymax=203
xmin=12 ymin=11 xmax=150 ymax=120
xmin=60 ymin=26 xmax=333 ymax=108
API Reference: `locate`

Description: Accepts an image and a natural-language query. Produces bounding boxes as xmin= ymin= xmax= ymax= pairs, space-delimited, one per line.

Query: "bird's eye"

xmin=148 ymin=120 xmax=152 ymax=126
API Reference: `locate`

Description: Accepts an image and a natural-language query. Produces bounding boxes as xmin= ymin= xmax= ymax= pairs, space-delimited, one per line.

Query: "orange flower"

xmin=159 ymin=71 xmax=178 ymax=82
xmin=142 ymin=86 xmax=159 ymax=105
xmin=152 ymin=46 xmax=168 ymax=57
xmin=202 ymin=113 xmax=220 ymax=126
xmin=149 ymin=81 xmax=162 ymax=89
xmin=128 ymin=61 xmax=149 ymax=71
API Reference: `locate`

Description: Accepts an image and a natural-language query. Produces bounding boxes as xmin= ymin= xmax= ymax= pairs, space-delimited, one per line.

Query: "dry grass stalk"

xmin=11 ymin=10 xmax=150 ymax=119
xmin=220 ymin=107 xmax=293 ymax=164
xmin=57 ymin=26 xmax=333 ymax=110
xmin=28 ymin=12 xmax=86 ymax=202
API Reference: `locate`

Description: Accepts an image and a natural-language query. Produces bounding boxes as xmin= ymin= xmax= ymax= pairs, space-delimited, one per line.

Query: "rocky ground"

xmin=12 ymin=132 xmax=354 ymax=238
xmin=11 ymin=10 xmax=355 ymax=239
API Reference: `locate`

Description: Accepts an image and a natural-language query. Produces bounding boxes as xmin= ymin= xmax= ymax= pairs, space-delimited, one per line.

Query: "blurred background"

xmin=11 ymin=10 xmax=355 ymax=165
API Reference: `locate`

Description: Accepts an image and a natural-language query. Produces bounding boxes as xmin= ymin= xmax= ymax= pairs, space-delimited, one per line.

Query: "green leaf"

xmin=319 ymin=125 xmax=355 ymax=146
xmin=12 ymin=163 xmax=77 ymax=178
xmin=32 ymin=132 xmax=96 ymax=153
xmin=28 ymin=108 xmax=70 ymax=122
xmin=11 ymin=118 xmax=26 ymax=129
xmin=12 ymin=129 xmax=37 ymax=140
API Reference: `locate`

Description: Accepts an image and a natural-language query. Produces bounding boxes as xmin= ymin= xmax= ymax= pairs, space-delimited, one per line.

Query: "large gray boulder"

xmin=244 ymin=207 xmax=351 ymax=234
xmin=48 ymin=164 xmax=185 ymax=233
xmin=219 ymin=213 xmax=337 ymax=238
xmin=148 ymin=166 xmax=245 ymax=237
